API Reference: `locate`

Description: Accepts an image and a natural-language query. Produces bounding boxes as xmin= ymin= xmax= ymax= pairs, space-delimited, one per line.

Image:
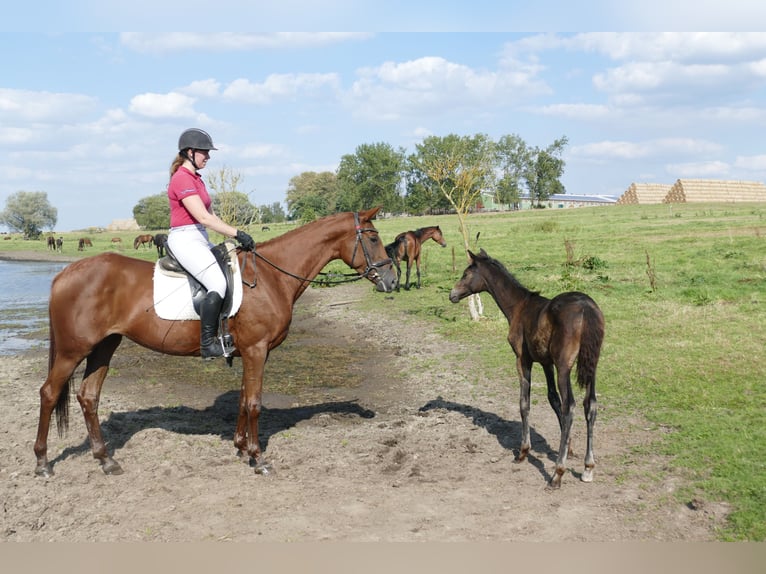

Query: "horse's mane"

xmin=478 ymin=252 xmax=538 ymax=297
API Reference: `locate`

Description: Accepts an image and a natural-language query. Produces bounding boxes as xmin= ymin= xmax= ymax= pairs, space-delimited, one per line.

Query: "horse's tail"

xmin=133 ymin=236 xmax=140 ymax=249
xmin=48 ymin=315 xmax=71 ymax=438
xmin=576 ymin=303 xmax=605 ymax=389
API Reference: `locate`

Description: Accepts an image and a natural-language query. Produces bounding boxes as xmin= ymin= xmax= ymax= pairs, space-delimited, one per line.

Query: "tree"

xmin=207 ymin=166 xmax=258 ymax=228
xmin=495 ymin=134 xmax=529 ymax=209
xmin=285 ymin=171 xmax=338 ymax=220
xmin=412 ymin=133 xmax=496 ymax=319
xmin=0 ymin=191 xmax=57 ymax=239
xmin=133 ymin=193 xmax=170 ymax=229
xmin=336 ymin=142 xmax=406 ymax=213
xmin=259 ymin=202 xmax=286 ymax=224
xmin=212 ymin=191 xmax=259 ymax=228
xmin=525 ymin=136 xmax=568 ymax=206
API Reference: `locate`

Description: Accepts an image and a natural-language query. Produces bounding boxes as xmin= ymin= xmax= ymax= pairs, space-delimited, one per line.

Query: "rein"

xmin=243 ymin=211 xmax=392 ymax=287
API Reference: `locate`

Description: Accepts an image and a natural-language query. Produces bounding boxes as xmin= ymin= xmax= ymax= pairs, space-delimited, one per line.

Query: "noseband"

xmin=350 ymin=211 xmax=392 ymax=282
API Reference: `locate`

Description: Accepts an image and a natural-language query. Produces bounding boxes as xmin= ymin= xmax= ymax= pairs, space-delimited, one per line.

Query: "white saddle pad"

xmin=152 ymin=252 xmax=243 ymax=320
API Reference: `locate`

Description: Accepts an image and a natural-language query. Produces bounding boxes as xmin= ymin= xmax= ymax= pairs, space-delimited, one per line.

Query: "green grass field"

xmin=366 ymin=203 xmax=764 ymax=541
xmin=2 ymin=203 xmax=764 ymax=540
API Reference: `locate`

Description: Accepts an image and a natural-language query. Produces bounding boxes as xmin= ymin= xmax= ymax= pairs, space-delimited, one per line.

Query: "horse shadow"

xmin=50 ymin=390 xmax=375 ymax=470
xmin=418 ymin=396 xmax=558 ymax=483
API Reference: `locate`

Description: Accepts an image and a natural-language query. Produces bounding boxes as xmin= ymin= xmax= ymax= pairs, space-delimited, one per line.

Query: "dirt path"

xmin=0 ymin=282 xmax=727 ymax=541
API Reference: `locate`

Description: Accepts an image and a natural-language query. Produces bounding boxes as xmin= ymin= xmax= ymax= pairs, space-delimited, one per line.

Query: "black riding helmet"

xmin=178 ymin=128 xmax=218 ymax=152
xmin=178 ymin=128 xmax=217 ymax=170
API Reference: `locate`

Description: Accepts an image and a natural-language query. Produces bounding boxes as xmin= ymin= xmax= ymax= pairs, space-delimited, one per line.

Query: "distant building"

xmin=479 ymin=192 xmax=616 ymax=211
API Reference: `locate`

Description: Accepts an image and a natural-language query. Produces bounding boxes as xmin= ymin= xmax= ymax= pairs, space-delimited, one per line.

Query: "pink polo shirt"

xmin=167 ymin=166 xmax=212 ymax=227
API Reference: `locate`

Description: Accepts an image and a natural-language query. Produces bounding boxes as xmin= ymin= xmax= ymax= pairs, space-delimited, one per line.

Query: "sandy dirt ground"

xmin=0 ymin=271 xmax=729 ymax=542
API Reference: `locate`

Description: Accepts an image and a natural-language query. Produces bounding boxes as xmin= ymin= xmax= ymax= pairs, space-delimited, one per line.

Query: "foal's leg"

xmin=581 ymin=381 xmax=598 ymax=482
xmin=514 ymin=355 xmax=533 ymax=463
xmin=34 ymin=356 xmax=81 ymax=477
xmin=76 ymin=335 xmax=124 ymax=474
xmin=543 ymin=364 xmax=574 ymax=457
xmin=549 ymin=368 xmax=576 ymax=489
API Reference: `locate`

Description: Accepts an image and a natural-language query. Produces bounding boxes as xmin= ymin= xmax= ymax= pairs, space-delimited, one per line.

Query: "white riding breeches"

xmin=167 ymin=224 xmax=227 ymax=297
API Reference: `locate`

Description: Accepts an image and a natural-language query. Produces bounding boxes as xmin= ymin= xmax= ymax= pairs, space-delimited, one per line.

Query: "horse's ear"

xmin=360 ymin=206 xmax=381 ymax=221
xmin=467 ymin=249 xmax=476 ymax=260
xmin=479 ymin=248 xmax=488 ymax=257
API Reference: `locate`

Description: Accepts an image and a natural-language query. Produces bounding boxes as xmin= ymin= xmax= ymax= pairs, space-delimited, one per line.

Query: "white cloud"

xmin=667 ymin=160 xmax=730 ymax=177
xmin=129 ymin=92 xmax=198 ymax=118
xmin=734 ymin=154 xmax=766 ymax=170
xmin=532 ymin=103 xmax=611 ymax=120
xmin=181 ymin=79 xmax=221 ymax=98
xmin=0 ymin=88 xmax=97 ymax=123
xmin=223 ymin=73 xmax=340 ymax=105
xmin=572 ymin=138 xmax=722 ymax=161
xmin=348 ymin=56 xmax=549 ymax=121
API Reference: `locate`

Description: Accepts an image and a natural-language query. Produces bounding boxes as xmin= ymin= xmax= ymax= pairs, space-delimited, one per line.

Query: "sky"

xmin=3 ymin=4 xmax=766 ymax=231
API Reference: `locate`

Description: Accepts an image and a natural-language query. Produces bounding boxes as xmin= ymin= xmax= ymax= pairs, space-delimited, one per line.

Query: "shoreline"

xmin=0 ymin=250 xmax=81 ymax=263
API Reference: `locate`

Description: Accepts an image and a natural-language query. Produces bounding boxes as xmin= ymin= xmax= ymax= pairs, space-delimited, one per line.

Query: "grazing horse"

xmin=33 ymin=208 xmax=397 ymax=478
xmin=55 ymin=237 xmax=63 ymax=252
xmin=133 ymin=234 xmax=154 ymax=250
xmin=153 ymin=233 xmax=168 ymax=258
xmin=78 ymin=238 xmax=93 ymax=251
xmin=47 ymin=236 xmax=56 ymax=251
xmin=449 ymin=249 xmax=604 ymax=489
xmin=385 ymin=225 xmax=447 ymax=290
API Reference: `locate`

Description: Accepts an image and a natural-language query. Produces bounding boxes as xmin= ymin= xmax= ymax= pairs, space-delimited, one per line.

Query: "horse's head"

xmin=346 ymin=207 xmax=398 ymax=293
xmin=449 ymin=248 xmax=490 ymax=303
xmin=432 ymin=226 xmax=447 ymax=248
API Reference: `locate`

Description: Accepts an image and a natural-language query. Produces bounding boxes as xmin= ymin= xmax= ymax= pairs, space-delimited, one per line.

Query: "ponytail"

xmin=169 ymin=153 xmax=185 ymax=178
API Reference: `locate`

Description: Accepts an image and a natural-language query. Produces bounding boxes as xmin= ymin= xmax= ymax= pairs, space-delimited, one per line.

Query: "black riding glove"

xmin=235 ymin=230 xmax=255 ymax=251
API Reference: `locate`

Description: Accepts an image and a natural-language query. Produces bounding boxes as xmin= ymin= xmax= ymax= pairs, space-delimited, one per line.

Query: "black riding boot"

xmin=200 ymin=291 xmax=225 ymax=360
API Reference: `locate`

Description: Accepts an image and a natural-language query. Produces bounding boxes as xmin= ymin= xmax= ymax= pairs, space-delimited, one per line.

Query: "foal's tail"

xmin=48 ymin=317 xmax=71 ymax=438
xmin=576 ymin=303 xmax=605 ymax=389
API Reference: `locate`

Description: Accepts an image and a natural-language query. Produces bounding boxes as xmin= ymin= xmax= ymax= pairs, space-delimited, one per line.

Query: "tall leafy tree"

xmin=0 ymin=191 xmax=57 ymax=238
xmin=495 ymin=134 xmax=529 ymax=209
xmin=336 ymin=142 xmax=406 ymax=213
xmin=133 ymin=193 xmax=170 ymax=230
xmin=285 ymin=171 xmax=338 ymax=220
xmin=525 ymin=136 xmax=568 ymax=206
xmin=259 ymin=202 xmax=286 ymax=224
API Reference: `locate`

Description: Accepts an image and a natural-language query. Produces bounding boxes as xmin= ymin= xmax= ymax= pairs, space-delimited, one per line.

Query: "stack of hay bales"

xmin=616 ymin=183 xmax=673 ymax=204
xmin=663 ymin=179 xmax=766 ymax=203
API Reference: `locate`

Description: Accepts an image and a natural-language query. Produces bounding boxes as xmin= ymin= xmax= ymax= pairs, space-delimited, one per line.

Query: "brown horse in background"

xmin=77 ymin=238 xmax=93 ymax=251
xmin=133 ymin=234 xmax=154 ymax=250
xmin=385 ymin=225 xmax=447 ymax=290
xmin=34 ymin=208 xmax=397 ymax=478
xmin=449 ymin=249 xmax=604 ymax=489
xmin=47 ymin=236 xmax=56 ymax=251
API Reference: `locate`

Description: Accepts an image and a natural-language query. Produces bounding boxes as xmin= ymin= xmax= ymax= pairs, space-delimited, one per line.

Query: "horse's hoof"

xmin=34 ymin=464 xmax=54 ymax=478
xmin=252 ymin=460 xmax=274 ymax=476
xmin=581 ymin=467 xmax=594 ymax=483
xmin=100 ymin=458 xmax=124 ymax=475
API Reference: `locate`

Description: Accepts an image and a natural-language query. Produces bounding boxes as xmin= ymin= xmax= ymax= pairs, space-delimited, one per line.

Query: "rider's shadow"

xmin=51 ymin=391 xmax=375 ymax=469
xmin=419 ymin=396 xmax=557 ymax=483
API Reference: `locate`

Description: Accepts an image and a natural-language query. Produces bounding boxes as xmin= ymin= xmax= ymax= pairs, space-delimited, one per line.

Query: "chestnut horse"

xmin=385 ymin=225 xmax=447 ymax=290
xmin=449 ymin=249 xmax=604 ymax=489
xmin=133 ymin=234 xmax=154 ymax=250
xmin=34 ymin=208 xmax=397 ymax=477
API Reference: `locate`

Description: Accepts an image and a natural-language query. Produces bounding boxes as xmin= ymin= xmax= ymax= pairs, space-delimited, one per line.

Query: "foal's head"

xmin=448 ymin=248 xmax=492 ymax=302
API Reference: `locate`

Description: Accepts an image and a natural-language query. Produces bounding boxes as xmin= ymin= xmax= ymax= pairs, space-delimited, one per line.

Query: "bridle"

xmin=240 ymin=212 xmax=392 ymax=287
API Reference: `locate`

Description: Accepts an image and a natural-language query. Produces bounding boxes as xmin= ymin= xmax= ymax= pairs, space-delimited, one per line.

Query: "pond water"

xmin=0 ymin=259 xmax=67 ymax=356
